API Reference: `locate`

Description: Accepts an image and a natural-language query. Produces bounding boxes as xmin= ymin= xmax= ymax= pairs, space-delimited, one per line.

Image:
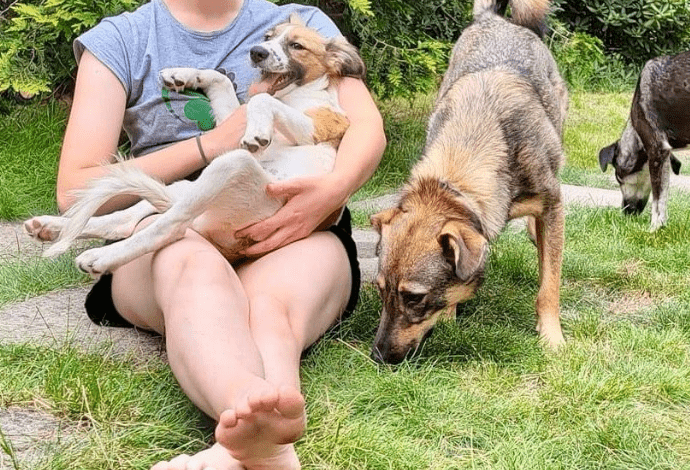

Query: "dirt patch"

xmin=607 ymin=291 xmax=654 ymax=317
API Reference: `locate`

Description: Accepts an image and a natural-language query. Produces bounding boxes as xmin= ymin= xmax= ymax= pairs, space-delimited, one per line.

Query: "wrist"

xmin=325 ymin=171 xmax=355 ymax=206
xmin=204 ymin=105 xmax=247 ymax=158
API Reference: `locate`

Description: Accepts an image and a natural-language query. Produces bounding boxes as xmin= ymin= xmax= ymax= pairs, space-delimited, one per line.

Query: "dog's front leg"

xmin=241 ymin=93 xmax=316 ymax=152
xmin=649 ymin=148 xmax=671 ymax=231
xmin=534 ymin=199 xmax=565 ymax=348
xmin=75 ymin=150 xmax=273 ymax=277
xmin=159 ymin=68 xmax=240 ymax=122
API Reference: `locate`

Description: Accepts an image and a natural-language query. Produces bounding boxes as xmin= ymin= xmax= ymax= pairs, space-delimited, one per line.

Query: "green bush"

xmin=552 ymin=0 xmax=690 ymax=64
xmin=0 ymin=0 xmax=143 ymax=96
xmin=547 ymin=25 xmax=638 ymax=92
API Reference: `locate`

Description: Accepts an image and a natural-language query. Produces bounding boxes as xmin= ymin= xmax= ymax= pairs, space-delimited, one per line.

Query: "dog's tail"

xmin=473 ymin=0 xmax=550 ymax=36
xmin=43 ymin=164 xmax=173 ymax=258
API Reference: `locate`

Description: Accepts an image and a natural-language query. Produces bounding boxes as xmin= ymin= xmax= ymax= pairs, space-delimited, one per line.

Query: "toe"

xmin=275 ymin=386 xmax=305 ymax=420
xmin=249 ymin=388 xmax=278 ymax=413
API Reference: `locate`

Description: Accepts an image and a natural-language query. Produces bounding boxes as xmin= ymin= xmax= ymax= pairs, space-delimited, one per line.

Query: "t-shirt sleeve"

xmin=73 ymin=16 xmax=134 ymax=96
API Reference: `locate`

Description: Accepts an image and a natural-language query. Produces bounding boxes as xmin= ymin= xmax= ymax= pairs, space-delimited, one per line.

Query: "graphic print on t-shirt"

xmin=160 ymin=68 xmax=238 ymax=131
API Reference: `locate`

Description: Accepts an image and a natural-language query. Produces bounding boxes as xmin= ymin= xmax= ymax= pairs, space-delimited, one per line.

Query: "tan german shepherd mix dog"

xmin=371 ymin=0 xmax=568 ymax=363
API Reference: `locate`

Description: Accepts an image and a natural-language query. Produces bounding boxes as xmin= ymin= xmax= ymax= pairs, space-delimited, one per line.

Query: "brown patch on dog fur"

xmin=305 ymin=107 xmax=350 ymax=146
xmin=509 ymin=196 xmax=544 ymax=218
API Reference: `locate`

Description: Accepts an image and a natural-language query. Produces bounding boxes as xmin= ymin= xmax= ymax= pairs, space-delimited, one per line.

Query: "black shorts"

xmin=84 ymin=208 xmax=361 ymax=328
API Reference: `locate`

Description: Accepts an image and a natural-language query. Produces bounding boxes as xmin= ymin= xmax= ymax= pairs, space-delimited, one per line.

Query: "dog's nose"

xmin=622 ymin=198 xmax=647 ymax=215
xmin=250 ymin=46 xmax=269 ymax=64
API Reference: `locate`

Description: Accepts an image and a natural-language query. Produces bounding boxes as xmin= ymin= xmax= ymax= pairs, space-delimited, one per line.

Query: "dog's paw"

xmin=240 ymin=135 xmax=272 ymax=153
xmin=75 ymin=248 xmax=116 ymax=279
xmin=650 ymin=208 xmax=668 ymax=232
xmin=159 ymin=68 xmax=207 ymax=92
xmin=23 ymin=216 xmax=64 ymax=242
xmin=240 ymin=127 xmax=273 ymax=153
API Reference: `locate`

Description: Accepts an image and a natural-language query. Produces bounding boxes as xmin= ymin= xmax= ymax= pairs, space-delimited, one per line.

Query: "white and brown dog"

xmin=24 ymin=14 xmax=365 ymax=276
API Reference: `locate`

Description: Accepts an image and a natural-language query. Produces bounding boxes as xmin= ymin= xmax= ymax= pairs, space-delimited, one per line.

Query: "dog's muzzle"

xmin=370 ymin=326 xmax=435 ymax=365
xmin=622 ymin=198 xmax=648 ymax=215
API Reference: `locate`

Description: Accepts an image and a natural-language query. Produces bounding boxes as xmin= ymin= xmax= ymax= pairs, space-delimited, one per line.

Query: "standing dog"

xmin=24 ymin=15 xmax=365 ymax=276
xmin=599 ymin=50 xmax=690 ymax=231
xmin=370 ymin=0 xmax=568 ymax=364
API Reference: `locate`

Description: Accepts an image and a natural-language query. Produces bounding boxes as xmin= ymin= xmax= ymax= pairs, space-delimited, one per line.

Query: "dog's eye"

xmin=290 ymin=42 xmax=304 ymax=50
xmin=401 ymin=291 xmax=426 ymax=306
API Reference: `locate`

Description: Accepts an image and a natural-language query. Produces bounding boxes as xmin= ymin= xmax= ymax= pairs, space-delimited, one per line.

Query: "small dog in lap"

xmin=25 ymin=14 xmax=365 ymax=277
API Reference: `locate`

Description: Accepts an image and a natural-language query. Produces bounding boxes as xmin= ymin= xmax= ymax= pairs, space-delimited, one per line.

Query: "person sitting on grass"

xmin=57 ymin=0 xmax=386 ymax=468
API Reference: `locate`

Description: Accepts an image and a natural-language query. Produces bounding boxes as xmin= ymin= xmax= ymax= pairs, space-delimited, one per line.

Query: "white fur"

xmin=25 ymin=33 xmax=346 ymax=277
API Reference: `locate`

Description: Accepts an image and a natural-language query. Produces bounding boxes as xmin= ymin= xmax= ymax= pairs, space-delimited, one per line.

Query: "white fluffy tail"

xmin=43 ymin=164 xmax=173 ymax=258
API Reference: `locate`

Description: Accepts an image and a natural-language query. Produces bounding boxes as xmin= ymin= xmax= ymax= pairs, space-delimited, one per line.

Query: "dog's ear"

xmin=371 ymin=207 xmax=400 ymax=233
xmin=325 ymin=37 xmax=366 ymax=80
xmin=437 ymin=220 xmax=488 ymax=283
xmin=288 ymin=12 xmax=305 ymax=26
xmin=598 ymin=143 xmax=618 ymax=172
xmin=670 ymin=152 xmax=682 ymax=175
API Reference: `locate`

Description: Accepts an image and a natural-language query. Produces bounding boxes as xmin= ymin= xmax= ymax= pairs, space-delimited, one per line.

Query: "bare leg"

xmin=215 ymin=231 xmax=352 ymax=470
xmin=111 ymin=230 xmax=351 ymax=470
xmin=111 ymin=231 xmax=264 ymax=470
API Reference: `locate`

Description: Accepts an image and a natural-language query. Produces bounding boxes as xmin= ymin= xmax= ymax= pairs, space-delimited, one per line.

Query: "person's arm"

xmin=57 ymin=50 xmax=247 ymax=214
xmin=236 ymin=76 xmax=387 ymax=255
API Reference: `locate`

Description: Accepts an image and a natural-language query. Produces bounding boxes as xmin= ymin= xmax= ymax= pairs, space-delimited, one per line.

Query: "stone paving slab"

xmin=0 ymin=287 xmax=165 ymax=360
xmin=0 ymin=407 xmax=81 ymax=470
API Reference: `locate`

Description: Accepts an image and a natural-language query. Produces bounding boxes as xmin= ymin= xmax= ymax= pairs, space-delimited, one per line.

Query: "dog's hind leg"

xmin=74 ymin=150 xmax=278 ymax=277
xmin=25 ymin=199 xmax=159 ymax=244
xmin=534 ymin=198 xmax=565 ymax=348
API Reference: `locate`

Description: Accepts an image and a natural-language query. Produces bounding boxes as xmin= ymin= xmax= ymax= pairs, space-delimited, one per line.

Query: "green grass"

xmin=6 ymin=92 xmax=690 ymax=469
xmin=5 ymin=196 xmax=690 ymax=468
xmin=0 ymin=101 xmax=65 ymax=220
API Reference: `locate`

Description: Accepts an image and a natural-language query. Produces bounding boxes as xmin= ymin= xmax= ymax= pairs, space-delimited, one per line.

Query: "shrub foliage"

xmin=552 ymin=0 xmax=690 ymax=64
xmin=0 ymin=0 xmax=142 ymax=96
xmin=1 ymin=0 xmax=689 ymax=98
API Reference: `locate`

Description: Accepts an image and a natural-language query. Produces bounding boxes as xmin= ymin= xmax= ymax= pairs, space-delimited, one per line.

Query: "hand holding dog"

xmin=237 ymin=172 xmax=348 ymax=256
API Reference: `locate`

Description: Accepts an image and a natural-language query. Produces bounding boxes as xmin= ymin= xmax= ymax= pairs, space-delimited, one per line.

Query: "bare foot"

xmin=216 ymin=385 xmax=306 ymax=470
xmin=150 ymin=442 xmax=245 ymax=470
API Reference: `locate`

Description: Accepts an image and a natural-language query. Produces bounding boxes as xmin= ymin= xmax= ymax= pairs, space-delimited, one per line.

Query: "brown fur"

xmin=370 ymin=0 xmax=568 ymax=364
xmin=305 ymin=107 xmax=350 ymax=146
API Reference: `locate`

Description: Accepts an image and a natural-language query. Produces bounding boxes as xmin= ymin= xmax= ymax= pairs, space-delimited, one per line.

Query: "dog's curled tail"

xmin=473 ymin=0 xmax=550 ymax=35
xmin=43 ymin=164 xmax=173 ymax=258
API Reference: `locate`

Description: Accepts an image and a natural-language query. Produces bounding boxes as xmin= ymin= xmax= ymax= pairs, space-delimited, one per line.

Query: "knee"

xmin=151 ymin=238 xmax=232 ymax=287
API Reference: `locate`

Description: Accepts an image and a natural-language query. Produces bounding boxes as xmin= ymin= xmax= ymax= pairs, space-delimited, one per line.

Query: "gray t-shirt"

xmin=74 ymin=0 xmax=340 ymax=157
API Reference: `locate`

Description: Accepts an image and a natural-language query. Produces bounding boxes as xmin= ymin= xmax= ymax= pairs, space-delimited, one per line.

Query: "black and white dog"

xmin=599 ymin=50 xmax=690 ymax=231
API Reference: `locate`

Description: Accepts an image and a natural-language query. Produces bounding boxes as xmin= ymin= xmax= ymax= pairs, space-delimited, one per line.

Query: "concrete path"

xmin=1 ymin=150 xmax=689 ymax=466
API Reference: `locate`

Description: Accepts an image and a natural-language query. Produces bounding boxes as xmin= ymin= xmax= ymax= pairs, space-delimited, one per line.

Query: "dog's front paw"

xmin=159 ymin=67 xmax=206 ymax=92
xmin=24 ymin=216 xmax=64 ymax=242
xmin=240 ymin=135 xmax=272 ymax=153
xmin=75 ymin=247 xmax=117 ymax=279
xmin=650 ymin=207 xmax=668 ymax=232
